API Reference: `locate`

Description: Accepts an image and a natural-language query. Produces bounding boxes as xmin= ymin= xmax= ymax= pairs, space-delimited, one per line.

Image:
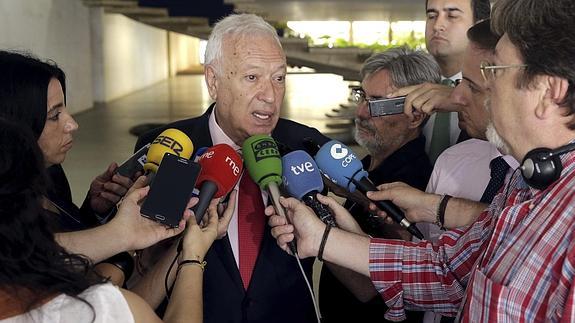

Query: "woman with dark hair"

xmin=0 ymin=50 xmax=182 ymax=282
xmin=0 ymin=118 xmax=227 ymax=322
xmin=0 ymin=50 xmax=128 ymax=230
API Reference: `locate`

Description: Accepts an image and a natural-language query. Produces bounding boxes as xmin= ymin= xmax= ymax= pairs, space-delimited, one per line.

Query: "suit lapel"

xmin=212 ymin=236 xmax=246 ymax=294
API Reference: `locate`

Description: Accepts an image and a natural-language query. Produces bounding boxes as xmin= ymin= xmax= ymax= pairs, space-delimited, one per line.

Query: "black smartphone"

xmin=116 ymin=143 xmax=150 ymax=177
xmin=368 ymin=96 xmax=406 ymax=117
xmin=141 ymin=153 xmax=201 ymax=228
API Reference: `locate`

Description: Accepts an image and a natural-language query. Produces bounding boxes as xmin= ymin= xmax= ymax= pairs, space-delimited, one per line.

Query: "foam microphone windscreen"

xmin=196 ymin=144 xmax=243 ymax=198
xmin=282 ymin=150 xmax=324 ymax=200
xmin=242 ymin=134 xmax=283 ymax=189
xmin=314 ymin=140 xmax=367 ymax=192
xmin=144 ymin=129 xmax=194 ymax=173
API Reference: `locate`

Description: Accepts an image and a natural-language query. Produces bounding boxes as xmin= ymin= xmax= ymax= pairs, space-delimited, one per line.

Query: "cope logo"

xmin=330 ymin=143 xmax=349 ymax=160
xmin=251 ymin=138 xmax=280 ymax=162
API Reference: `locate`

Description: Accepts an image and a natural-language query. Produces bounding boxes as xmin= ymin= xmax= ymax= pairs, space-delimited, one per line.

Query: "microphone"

xmin=282 ymin=151 xmax=336 ymax=227
xmin=116 ymin=143 xmax=151 ymax=178
xmin=143 ymin=128 xmax=194 ymax=182
xmin=192 ymin=147 xmax=208 ymax=162
xmin=192 ymin=144 xmax=243 ymax=223
xmin=242 ymin=134 xmax=297 ymax=254
xmin=314 ymin=140 xmax=424 ymax=239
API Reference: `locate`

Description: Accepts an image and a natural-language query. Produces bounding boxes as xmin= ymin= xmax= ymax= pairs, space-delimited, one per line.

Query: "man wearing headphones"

xmin=268 ymin=0 xmax=575 ymax=321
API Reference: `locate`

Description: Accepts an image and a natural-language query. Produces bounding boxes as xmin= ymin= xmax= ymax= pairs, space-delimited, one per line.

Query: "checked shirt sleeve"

xmin=369 ymin=209 xmax=494 ymax=321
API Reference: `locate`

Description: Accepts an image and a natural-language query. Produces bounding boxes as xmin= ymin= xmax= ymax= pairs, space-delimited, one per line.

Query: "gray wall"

xmin=0 ymin=0 xmax=182 ymax=112
xmin=0 ymin=0 xmax=94 ymax=114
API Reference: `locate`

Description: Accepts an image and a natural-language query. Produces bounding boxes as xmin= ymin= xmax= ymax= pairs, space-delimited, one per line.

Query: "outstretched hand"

xmin=366 ymin=182 xmax=438 ymax=224
xmin=89 ymin=162 xmax=135 ymax=214
xmin=388 ymin=82 xmax=457 ymax=121
xmin=110 ymin=186 xmax=191 ymax=251
xmin=266 ymin=197 xmax=325 ymax=258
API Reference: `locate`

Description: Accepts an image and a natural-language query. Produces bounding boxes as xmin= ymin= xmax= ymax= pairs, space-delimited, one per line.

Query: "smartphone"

xmin=116 ymin=143 xmax=151 ymax=177
xmin=368 ymin=96 xmax=406 ymax=117
xmin=141 ymin=153 xmax=201 ymax=228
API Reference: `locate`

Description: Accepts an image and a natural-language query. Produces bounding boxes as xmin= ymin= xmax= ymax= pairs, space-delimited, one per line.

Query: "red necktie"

xmin=237 ymin=174 xmax=265 ymax=289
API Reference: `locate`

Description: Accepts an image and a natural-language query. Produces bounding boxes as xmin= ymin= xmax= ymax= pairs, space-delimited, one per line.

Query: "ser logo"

xmin=330 ymin=143 xmax=348 ymax=160
xmin=152 ymin=135 xmax=184 ymax=156
xmin=251 ymin=138 xmax=280 ymax=162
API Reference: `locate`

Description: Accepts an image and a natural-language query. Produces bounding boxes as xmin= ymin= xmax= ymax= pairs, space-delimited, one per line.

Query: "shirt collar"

xmin=208 ymin=105 xmax=241 ymax=152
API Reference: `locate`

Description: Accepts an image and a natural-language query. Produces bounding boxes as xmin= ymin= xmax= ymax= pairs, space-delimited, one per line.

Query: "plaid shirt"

xmin=369 ymin=153 xmax=575 ymax=322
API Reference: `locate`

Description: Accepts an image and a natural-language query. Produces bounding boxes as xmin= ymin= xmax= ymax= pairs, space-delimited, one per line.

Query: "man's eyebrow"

xmin=426 ymin=8 xmax=439 ymax=14
xmin=445 ymin=7 xmax=464 ymax=14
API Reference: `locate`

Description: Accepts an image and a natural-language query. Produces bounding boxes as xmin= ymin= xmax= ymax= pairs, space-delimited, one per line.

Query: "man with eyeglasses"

xmin=319 ymin=47 xmax=439 ymax=323
xmin=416 ymin=18 xmax=519 ymax=323
xmin=268 ymin=0 xmax=575 ymax=321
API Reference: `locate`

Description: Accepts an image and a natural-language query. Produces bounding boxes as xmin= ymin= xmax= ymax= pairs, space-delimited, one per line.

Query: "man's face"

xmin=425 ymin=0 xmax=474 ymax=61
xmin=485 ymin=34 xmax=535 ymax=159
xmin=207 ymin=34 xmax=286 ymax=146
xmin=353 ymin=70 xmax=414 ymax=156
xmin=451 ymin=43 xmax=491 ymax=139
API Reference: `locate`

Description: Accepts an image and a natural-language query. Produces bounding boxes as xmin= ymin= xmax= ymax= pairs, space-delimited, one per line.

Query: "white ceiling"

xmin=226 ymin=0 xmax=427 ymax=22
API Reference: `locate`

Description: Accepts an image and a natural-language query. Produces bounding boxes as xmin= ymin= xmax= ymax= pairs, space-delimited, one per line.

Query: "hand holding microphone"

xmin=192 ymin=144 xmax=243 ymax=223
xmin=314 ymin=140 xmax=424 ymax=239
xmin=281 ymin=150 xmax=336 ymax=227
xmin=242 ymin=135 xmax=297 ymax=254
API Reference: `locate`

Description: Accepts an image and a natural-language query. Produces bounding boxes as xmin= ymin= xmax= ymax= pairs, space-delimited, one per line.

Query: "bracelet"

xmin=178 ymin=259 xmax=207 ymax=273
xmin=317 ymin=225 xmax=332 ymax=262
xmin=435 ymin=194 xmax=452 ymax=230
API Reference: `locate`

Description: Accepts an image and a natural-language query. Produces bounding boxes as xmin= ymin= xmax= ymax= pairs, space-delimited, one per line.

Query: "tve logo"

xmin=330 ymin=143 xmax=348 ymax=160
xmin=290 ymin=161 xmax=315 ymax=175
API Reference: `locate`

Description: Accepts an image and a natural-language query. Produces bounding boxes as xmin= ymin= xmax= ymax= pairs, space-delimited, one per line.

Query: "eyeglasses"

xmin=351 ymin=88 xmax=382 ymax=105
xmin=480 ymin=61 xmax=528 ymax=82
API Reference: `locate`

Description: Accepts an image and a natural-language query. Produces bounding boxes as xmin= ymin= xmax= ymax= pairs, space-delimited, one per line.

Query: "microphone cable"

xmin=291 ymin=249 xmax=322 ymax=323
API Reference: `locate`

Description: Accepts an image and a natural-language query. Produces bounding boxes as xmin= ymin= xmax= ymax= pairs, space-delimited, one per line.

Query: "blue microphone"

xmin=314 ymin=140 xmax=424 ymax=239
xmin=192 ymin=147 xmax=209 ymax=162
xmin=282 ymin=151 xmax=336 ymax=227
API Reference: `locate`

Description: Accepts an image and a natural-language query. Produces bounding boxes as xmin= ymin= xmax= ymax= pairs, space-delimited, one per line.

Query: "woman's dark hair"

xmin=0 ymin=118 xmax=101 ymax=315
xmin=0 ymin=51 xmax=66 ymax=139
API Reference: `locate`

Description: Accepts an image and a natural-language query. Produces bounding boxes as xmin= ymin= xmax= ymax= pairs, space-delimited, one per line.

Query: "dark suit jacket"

xmin=136 ymin=104 xmax=330 ymax=323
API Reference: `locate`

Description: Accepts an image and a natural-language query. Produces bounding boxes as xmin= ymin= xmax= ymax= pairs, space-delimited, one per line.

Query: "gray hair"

xmin=205 ymin=14 xmax=282 ymax=74
xmin=360 ymin=47 xmax=441 ymax=87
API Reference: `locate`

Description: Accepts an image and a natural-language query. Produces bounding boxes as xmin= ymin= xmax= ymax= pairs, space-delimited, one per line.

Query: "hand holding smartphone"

xmin=140 ymin=153 xmax=201 ymax=228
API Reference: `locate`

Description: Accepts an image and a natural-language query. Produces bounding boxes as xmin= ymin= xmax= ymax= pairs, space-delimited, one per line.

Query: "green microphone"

xmin=242 ymin=135 xmax=297 ymax=254
xmin=242 ymin=134 xmax=283 ymax=190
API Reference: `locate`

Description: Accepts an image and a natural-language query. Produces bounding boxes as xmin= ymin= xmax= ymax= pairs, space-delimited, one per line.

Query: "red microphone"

xmin=192 ymin=144 xmax=243 ymax=223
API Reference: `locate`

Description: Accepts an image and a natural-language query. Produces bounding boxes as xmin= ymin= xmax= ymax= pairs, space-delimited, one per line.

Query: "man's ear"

xmin=535 ymin=75 xmax=570 ymax=119
xmin=205 ymin=64 xmax=219 ymax=100
xmin=408 ymin=111 xmax=426 ymax=129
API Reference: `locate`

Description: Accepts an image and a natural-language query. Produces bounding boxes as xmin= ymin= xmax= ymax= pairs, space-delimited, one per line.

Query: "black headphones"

xmin=521 ymin=142 xmax=575 ymax=190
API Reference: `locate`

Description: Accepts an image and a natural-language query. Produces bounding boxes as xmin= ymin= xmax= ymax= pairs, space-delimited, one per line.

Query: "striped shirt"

xmin=369 ymin=153 xmax=575 ymax=322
